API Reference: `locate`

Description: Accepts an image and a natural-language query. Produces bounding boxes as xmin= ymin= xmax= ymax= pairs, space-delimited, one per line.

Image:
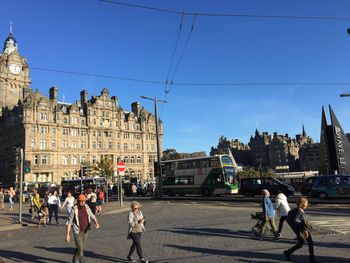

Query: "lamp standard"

xmin=140 ymin=96 xmax=167 ymax=198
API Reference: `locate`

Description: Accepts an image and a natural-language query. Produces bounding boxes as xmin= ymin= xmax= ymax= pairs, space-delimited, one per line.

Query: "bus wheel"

xmin=202 ymin=188 xmax=211 ymax=197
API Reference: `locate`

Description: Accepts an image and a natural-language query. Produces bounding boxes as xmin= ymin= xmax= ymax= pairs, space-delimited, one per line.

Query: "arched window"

xmin=137 ymin=156 xmax=142 ymax=164
xmin=62 ymin=155 xmax=69 ymax=165
xmin=72 ymin=156 xmax=78 ymax=165
xmin=124 ymin=156 xmax=129 ymax=163
xmin=130 ymin=156 xmax=135 ymax=163
xmin=63 ymin=117 xmax=68 ymax=124
xmin=80 ymin=156 xmax=87 ymax=164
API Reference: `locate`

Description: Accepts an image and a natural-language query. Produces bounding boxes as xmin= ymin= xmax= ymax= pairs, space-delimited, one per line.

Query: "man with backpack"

xmin=96 ymin=187 xmax=105 ymax=216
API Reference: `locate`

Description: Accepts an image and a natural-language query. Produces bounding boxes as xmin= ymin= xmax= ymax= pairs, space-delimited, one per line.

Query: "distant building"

xmin=212 ymin=126 xmax=314 ymax=172
xmin=0 ymin=30 xmax=163 ymax=186
xmin=268 ymin=132 xmax=289 ymax=169
xmin=248 ymin=129 xmax=271 ymax=167
xmin=210 ymin=136 xmax=251 ymax=165
xmin=299 ymin=143 xmax=320 ymax=171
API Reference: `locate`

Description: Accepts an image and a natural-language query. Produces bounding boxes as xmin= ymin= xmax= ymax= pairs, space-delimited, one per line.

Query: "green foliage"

xmin=96 ymin=157 xmax=114 ymax=181
xmin=162 ymin=149 xmax=181 ymax=161
xmin=238 ymin=168 xmax=260 ymax=179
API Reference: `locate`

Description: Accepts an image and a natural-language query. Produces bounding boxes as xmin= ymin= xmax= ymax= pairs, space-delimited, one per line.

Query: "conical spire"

xmin=302 ymin=124 xmax=306 ymax=137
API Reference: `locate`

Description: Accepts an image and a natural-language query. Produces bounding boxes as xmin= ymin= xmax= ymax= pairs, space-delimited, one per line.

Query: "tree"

xmin=96 ymin=157 xmax=114 ymax=182
xmin=237 ymin=168 xmax=260 ymax=179
xmin=162 ymin=149 xmax=181 ymax=161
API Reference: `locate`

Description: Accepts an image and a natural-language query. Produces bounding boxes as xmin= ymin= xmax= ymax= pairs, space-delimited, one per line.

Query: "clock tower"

xmin=0 ymin=28 xmax=31 ymax=115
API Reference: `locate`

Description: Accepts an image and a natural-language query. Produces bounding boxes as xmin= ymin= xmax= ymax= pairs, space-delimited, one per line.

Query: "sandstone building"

xmin=0 ymin=31 xmax=162 ymax=186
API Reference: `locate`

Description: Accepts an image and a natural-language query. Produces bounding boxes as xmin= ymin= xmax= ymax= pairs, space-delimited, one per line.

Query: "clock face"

xmin=9 ymin=64 xmax=21 ymax=74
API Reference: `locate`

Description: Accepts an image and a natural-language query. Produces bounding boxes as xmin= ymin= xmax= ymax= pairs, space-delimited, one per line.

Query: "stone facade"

xmin=0 ymin=32 xmax=162 ymax=186
xmin=299 ymin=143 xmax=320 ymax=171
xmin=211 ymin=127 xmax=315 ymax=172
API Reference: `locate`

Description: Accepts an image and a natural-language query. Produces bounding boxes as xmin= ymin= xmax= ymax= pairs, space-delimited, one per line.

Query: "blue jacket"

xmin=263 ymin=197 xmax=275 ymax=218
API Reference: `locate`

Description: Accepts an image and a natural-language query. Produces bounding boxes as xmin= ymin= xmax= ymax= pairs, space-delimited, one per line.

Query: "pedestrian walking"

xmin=274 ymin=191 xmax=290 ymax=237
xmin=0 ymin=188 xmax=4 ymax=211
xmin=127 ymin=201 xmax=148 ymax=263
xmin=8 ymin=187 xmax=15 ymax=211
xmin=86 ymin=188 xmax=97 ymax=215
xmin=48 ymin=190 xmax=61 ymax=224
xmin=96 ymin=187 xmax=104 ymax=216
xmin=131 ymin=184 xmax=137 ymax=200
xmin=284 ymin=197 xmax=318 ymax=263
xmin=61 ymin=191 xmax=75 ymax=218
xmin=257 ymin=189 xmax=279 ymax=240
xmin=31 ymin=188 xmax=41 ymax=220
xmin=65 ymin=194 xmax=100 ymax=263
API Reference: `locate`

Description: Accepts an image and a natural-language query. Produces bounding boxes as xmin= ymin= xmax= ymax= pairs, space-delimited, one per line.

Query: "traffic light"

xmin=154 ymin=162 xmax=166 ymax=176
xmin=24 ymin=160 xmax=31 ymax=174
xmin=161 ymin=163 xmax=166 ymax=176
xmin=154 ymin=162 xmax=160 ymax=177
xmin=80 ymin=165 xmax=88 ymax=177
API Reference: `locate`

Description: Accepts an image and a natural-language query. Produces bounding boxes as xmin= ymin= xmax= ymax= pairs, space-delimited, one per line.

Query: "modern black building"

xmin=319 ymin=105 xmax=350 ymax=175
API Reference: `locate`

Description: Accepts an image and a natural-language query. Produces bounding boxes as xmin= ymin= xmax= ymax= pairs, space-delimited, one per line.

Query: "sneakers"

xmin=127 ymin=256 xmax=135 ymax=262
xmin=283 ymin=250 xmax=291 ymax=262
xmin=140 ymin=259 xmax=148 ymax=263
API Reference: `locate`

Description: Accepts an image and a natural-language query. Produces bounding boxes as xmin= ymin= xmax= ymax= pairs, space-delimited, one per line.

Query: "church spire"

xmin=302 ymin=124 xmax=306 ymax=137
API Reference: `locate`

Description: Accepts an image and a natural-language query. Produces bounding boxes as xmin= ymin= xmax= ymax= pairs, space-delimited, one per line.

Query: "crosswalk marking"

xmin=311 ymin=217 xmax=350 ymax=234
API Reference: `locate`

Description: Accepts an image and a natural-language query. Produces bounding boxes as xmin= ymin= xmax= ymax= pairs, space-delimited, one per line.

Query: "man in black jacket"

xmin=284 ymin=197 xmax=318 ymax=263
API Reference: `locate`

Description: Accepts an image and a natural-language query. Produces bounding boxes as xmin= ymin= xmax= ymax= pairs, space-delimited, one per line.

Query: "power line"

xmin=160 ymin=14 xmax=197 ymax=116
xmin=31 ymin=67 xmax=164 ymax=85
xmin=170 ymin=14 xmax=197 ymax=83
xmin=31 ymin=67 xmax=350 ymax=86
xmin=173 ymin=81 xmax=350 ymax=86
xmin=99 ymin=0 xmax=350 ymax=21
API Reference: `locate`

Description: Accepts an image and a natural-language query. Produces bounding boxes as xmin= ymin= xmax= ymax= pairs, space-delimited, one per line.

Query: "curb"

xmin=103 ymin=207 xmax=130 ymax=215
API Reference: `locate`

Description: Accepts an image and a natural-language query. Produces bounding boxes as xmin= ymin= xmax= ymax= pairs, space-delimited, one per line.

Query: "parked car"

xmin=239 ymin=177 xmax=295 ymax=197
xmin=301 ymin=175 xmax=350 ymax=199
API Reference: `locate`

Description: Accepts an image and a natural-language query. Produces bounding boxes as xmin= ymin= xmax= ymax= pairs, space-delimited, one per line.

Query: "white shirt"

xmin=47 ymin=194 xmax=61 ymax=206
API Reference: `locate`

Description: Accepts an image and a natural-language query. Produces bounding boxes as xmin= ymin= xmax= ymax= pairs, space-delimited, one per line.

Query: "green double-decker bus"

xmin=161 ymin=154 xmax=238 ymax=196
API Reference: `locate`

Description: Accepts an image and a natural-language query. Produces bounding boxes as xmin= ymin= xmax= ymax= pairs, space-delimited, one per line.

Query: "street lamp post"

xmin=140 ymin=96 xmax=167 ymax=199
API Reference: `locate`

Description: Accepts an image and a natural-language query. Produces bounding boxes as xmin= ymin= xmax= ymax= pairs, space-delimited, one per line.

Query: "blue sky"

xmin=2 ymin=0 xmax=350 ymax=154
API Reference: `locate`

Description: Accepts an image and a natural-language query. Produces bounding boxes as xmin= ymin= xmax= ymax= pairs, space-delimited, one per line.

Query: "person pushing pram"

xmin=252 ymin=189 xmax=279 ymax=240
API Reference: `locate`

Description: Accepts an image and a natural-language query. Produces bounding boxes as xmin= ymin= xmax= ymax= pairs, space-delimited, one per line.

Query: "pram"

xmin=251 ymin=212 xmax=272 ymax=237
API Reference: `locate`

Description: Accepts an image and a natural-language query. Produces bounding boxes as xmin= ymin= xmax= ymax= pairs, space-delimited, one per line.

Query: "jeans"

xmin=128 ymin=232 xmax=144 ymax=260
xmin=286 ymin=230 xmax=315 ymax=259
xmin=9 ymin=197 xmax=13 ymax=209
xmin=278 ymin=216 xmax=288 ymax=233
xmin=73 ymin=231 xmax=88 ymax=263
xmin=48 ymin=204 xmax=59 ymax=223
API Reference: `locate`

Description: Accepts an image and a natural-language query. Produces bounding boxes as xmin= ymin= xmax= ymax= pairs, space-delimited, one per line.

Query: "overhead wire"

xmin=31 ymin=67 xmax=350 ymax=86
xmin=160 ymin=13 xmax=197 ymax=117
xmin=159 ymin=13 xmax=185 ymax=116
xmin=164 ymin=13 xmax=184 ymax=95
xmin=99 ymin=0 xmax=350 ymax=21
xmin=30 ymin=67 xmax=164 ymax=85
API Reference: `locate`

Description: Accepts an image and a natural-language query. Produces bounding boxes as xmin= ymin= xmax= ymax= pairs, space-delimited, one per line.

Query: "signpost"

xmin=117 ymin=161 xmax=125 ymax=207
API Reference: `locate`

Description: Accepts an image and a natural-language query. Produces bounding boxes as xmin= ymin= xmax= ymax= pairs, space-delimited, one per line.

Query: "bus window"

xmin=221 ymin=156 xmax=233 ymax=166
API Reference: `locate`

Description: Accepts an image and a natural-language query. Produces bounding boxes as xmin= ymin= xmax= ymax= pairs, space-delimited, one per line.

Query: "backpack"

xmin=97 ymin=190 xmax=104 ymax=200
